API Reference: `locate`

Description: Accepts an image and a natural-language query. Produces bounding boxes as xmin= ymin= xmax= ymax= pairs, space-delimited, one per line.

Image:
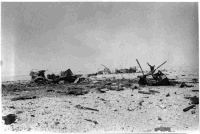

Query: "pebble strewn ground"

xmin=1 ymin=68 xmax=199 ymax=133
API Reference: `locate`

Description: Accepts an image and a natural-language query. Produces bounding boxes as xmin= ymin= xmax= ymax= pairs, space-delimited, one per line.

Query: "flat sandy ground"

xmin=1 ymin=67 xmax=199 ymax=133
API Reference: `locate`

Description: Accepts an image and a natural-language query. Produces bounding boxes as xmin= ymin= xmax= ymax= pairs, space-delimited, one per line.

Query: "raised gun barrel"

xmin=136 ymin=59 xmax=144 ymax=76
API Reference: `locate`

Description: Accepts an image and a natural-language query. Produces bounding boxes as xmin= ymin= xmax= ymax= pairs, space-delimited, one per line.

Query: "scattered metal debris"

xmin=131 ymin=85 xmax=141 ymax=90
xmin=184 ymin=96 xmax=199 ymax=105
xmin=166 ymin=93 xmax=170 ymax=97
xmin=192 ymin=90 xmax=199 ymax=92
xmin=2 ymin=114 xmax=17 ymax=125
xmin=149 ymin=89 xmax=160 ymax=94
xmin=99 ymin=88 xmax=109 ymax=93
xmin=192 ymin=78 xmax=198 ymax=83
xmin=180 ymin=83 xmax=194 ymax=88
xmin=190 ymin=96 xmax=199 ymax=105
xmin=75 ymin=104 xmax=99 ymax=112
xmin=11 ymin=95 xmax=37 ymax=101
xmin=67 ymin=86 xmax=89 ymax=95
xmin=84 ymin=119 xmax=98 ymax=124
xmin=158 ymin=117 xmax=162 ymax=120
xmin=1 ymin=59 xmax=198 ymax=131
xmin=47 ymin=89 xmax=55 ymax=92
xmin=138 ymin=91 xmax=152 ymax=95
xmin=139 ymin=100 xmax=144 ymax=106
xmin=183 ymin=105 xmax=196 ymax=112
xmin=8 ymin=106 xmax=15 ymax=109
xmin=15 ymin=111 xmax=23 ymax=114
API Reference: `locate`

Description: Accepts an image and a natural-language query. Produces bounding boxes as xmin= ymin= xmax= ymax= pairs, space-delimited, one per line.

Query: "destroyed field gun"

xmin=101 ymin=64 xmax=111 ymax=74
xmin=30 ymin=70 xmax=47 ymax=84
xmin=136 ymin=59 xmax=170 ymax=86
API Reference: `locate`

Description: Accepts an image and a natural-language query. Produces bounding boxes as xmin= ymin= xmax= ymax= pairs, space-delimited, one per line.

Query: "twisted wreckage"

xmin=30 ymin=69 xmax=79 ymax=84
xmin=136 ymin=59 xmax=172 ymax=86
xmin=29 ymin=60 xmax=178 ymax=86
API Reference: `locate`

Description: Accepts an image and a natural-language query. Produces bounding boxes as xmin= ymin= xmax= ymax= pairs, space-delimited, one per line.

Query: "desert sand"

xmin=1 ymin=67 xmax=199 ymax=133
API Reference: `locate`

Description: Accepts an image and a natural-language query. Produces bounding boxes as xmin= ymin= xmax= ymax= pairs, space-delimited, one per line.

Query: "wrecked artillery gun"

xmin=29 ymin=69 xmax=78 ymax=85
xmin=47 ymin=69 xmax=78 ymax=84
xmin=29 ymin=70 xmax=47 ymax=84
xmin=136 ymin=59 xmax=171 ymax=86
xmin=115 ymin=66 xmax=137 ymax=74
xmin=100 ymin=64 xmax=112 ymax=74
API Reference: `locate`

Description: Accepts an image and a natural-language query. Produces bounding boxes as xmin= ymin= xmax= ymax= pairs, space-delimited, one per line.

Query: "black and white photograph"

xmin=1 ymin=1 xmax=199 ymax=133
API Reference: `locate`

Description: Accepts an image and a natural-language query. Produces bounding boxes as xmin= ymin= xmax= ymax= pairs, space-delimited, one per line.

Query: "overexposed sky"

xmin=1 ymin=2 xmax=198 ymax=78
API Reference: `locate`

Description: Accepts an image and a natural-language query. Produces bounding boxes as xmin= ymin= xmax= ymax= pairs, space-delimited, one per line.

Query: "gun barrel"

xmin=152 ymin=61 xmax=167 ymax=73
xmin=136 ymin=59 xmax=144 ymax=76
xmin=101 ymin=64 xmax=107 ymax=68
